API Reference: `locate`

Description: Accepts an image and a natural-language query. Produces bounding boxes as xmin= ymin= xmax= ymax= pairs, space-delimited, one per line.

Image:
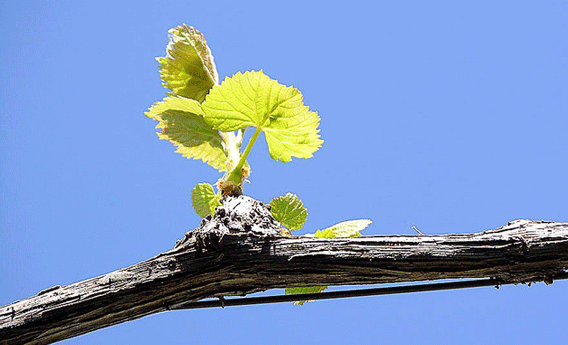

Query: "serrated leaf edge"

xmin=269 ymin=192 xmax=308 ymax=231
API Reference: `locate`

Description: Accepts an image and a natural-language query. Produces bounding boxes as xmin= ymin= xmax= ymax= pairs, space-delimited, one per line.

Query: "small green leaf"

xmin=313 ymin=219 xmax=372 ymax=238
xmin=202 ymin=71 xmax=323 ymax=163
xmin=312 ymin=229 xmax=336 ymax=239
xmin=146 ymin=96 xmax=228 ymax=171
xmin=191 ymin=183 xmax=221 ymax=218
xmin=270 ymin=193 xmax=307 ymax=230
xmin=157 ymin=24 xmax=219 ymax=102
xmin=285 ymin=286 xmax=328 ymax=306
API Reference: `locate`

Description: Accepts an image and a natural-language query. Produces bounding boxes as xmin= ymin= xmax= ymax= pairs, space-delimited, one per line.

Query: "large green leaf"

xmin=191 ymin=183 xmax=221 ymax=218
xmin=146 ymin=96 xmax=227 ymax=171
xmin=157 ymin=24 xmax=219 ymax=102
xmin=313 ymin=219 xmax=372 ymax=239
xmin=270 ymin=193 xmax=307 ymax=230
xmin=201 ymin=71 xmax=323 ymax=162
xmin=285 ymin=286 xmax=328 ymax=306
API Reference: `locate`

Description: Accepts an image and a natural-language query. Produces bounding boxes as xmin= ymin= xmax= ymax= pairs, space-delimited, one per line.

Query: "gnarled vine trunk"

xmin=1 ymin=196 xmax=567 ymax=345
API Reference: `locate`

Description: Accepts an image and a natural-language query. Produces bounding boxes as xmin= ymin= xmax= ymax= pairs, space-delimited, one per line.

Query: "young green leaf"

xmin=157 ymin=24 xmax=219 ymax=102
xmin=191 ymin=183 xmax=221 ymax=218
xmin=270 ymin=193 xmax=307 ymax=230
xmin=313 ymin=219 xmax=372 ymax=238
xmin=146 ymin=96 xmax=228 ymax=171
xmin=201 ymin=71 xmax=323 ymax=163
xmin=285 ymin=286 xmax=328 ymax=306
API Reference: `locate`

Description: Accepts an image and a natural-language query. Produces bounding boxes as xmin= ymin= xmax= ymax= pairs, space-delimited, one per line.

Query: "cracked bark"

xmin=1 ymin=195 xmax=567 ymax=345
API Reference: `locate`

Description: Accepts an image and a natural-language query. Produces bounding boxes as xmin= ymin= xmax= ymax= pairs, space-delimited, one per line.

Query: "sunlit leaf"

xmin=157 ymin=24 xmax=219 ymax=102
xmin=202 ymin=70 xmax=323 ymax=162
xmin=270 ymin=193 xmax=307 ymax=230
xmin=146 ymin=96 xmax=227 ymax=171
xmin=313 ymin=219 xmax=372 ymax=238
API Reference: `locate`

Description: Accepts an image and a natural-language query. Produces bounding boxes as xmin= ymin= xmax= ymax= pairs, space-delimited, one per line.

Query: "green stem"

xmin=236 ymin=127 xmax=261 ymax=172
xmin=225 ymin=126 xmax=262 ymax=188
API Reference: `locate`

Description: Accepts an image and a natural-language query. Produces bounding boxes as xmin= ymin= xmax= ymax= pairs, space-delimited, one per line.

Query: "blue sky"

xmin=1 ymin=1 xmax=567 ymax=344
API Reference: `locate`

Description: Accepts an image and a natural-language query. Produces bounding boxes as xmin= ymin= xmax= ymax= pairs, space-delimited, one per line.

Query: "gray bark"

xmin=1 ymin=196 xmax=567 ymax=345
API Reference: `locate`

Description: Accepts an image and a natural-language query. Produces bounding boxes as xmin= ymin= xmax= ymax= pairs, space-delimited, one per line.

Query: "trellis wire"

xmin=173 ymin=271 xmax=568 ymax=310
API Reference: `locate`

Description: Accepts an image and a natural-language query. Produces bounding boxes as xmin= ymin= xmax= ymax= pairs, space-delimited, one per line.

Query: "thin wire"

xmin=173 ymin=271 xmax=568 ymax=310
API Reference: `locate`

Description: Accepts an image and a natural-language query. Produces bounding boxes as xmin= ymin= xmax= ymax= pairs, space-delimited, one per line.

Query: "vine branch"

xmin=1 ymin=197 xmax=567 ymax=345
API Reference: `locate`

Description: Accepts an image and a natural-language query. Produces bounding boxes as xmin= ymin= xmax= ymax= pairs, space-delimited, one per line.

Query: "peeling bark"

xmin=1 ymin=196 xmax=567 ymax=345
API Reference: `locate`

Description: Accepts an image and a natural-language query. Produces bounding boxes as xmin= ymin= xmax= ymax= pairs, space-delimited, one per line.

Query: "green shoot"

xmin=146 ymin=25 xmax=372 ymax=304
xmin=147 ymin=25 xmax=322 ymax=197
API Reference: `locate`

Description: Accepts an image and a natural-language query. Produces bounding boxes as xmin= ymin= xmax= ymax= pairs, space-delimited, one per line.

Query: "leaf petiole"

xmin=224 ymin=126 xmax=263 ymax=193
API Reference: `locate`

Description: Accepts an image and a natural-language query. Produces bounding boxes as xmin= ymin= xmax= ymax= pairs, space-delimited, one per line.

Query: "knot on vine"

xmin=175 ymin=195 xmax=284 ymax=249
